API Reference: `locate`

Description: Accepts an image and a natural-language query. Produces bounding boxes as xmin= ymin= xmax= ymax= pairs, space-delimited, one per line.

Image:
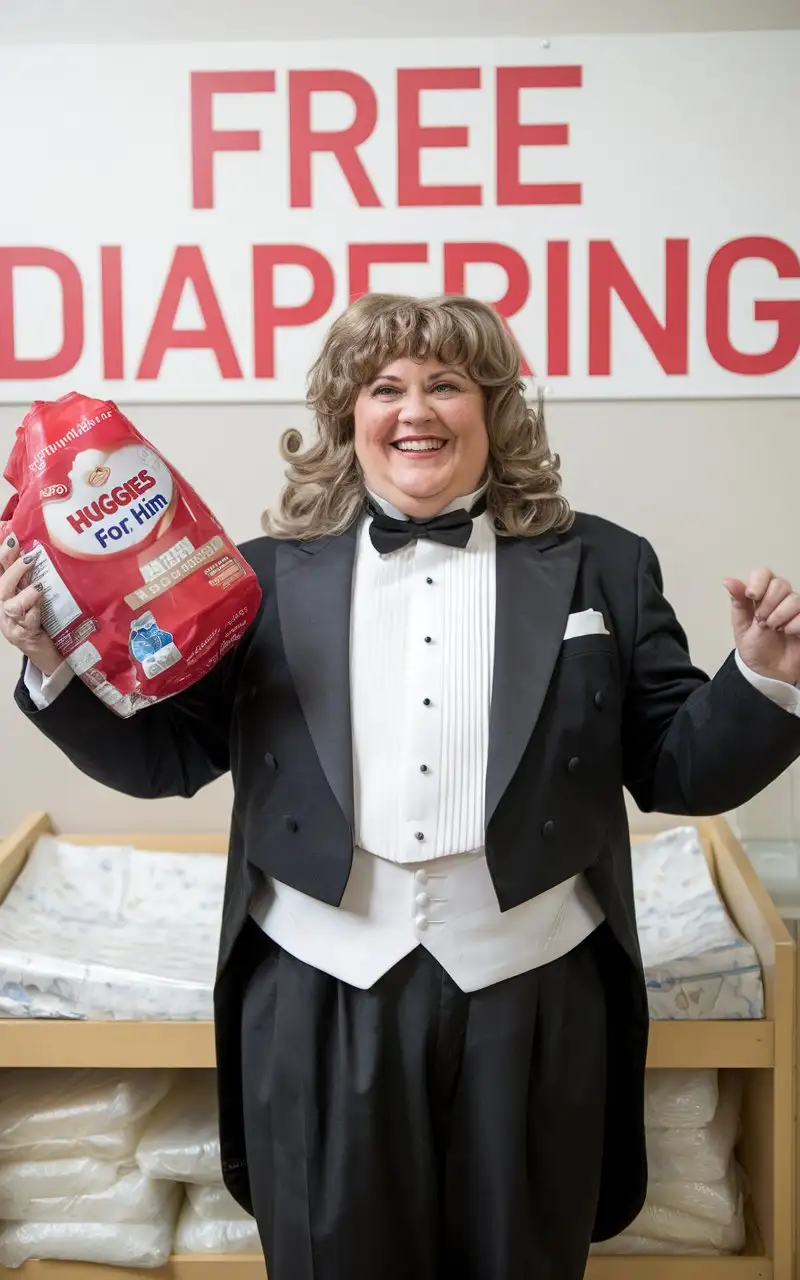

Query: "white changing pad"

xmin=0 ymin=827 xmax=764 ymax=1022
xmin=633 ymin=827 xmax=764 ymax=1020
xmin=0 ymin=837 xmax=225 ymax=1020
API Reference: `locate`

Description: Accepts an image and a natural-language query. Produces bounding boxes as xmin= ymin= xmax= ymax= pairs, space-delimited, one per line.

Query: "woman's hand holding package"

xmin=0 ymin=535 xmax=61 ymax=677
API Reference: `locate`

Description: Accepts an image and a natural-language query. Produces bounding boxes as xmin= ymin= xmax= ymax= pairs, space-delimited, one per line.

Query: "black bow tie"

xmin=367 ymin=495 xmax=488 ymax=555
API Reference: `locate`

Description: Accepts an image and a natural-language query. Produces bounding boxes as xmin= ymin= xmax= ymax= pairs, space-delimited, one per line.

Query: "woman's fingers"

xmin=0 ymin=534 xmax=21 ymax=574
xmin=3 ymin=582 xmax=42 ymax=621
xmin=0 ymin=553 xmax=34 ymax=603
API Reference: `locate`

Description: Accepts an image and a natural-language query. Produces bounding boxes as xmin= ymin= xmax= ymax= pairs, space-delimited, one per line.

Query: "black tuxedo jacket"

xmin=16 ymin=511 xmax=800 ymax=1241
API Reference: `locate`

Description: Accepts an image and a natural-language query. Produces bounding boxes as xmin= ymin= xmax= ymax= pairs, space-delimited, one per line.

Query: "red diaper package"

xmin=2 ymin=392 xmax=262 ymax=717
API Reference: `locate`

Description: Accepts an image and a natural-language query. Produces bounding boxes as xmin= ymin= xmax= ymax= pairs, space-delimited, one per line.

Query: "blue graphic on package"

xmin=130 ymin=620 xmax=174 ymax=663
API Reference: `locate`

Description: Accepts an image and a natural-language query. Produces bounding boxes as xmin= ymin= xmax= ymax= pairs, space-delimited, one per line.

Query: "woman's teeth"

xmin=393 ymin=440 xmax=445 ymax=452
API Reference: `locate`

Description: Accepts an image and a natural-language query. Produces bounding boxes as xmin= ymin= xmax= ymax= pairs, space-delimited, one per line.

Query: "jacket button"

xmin=284 ymin=816 xmax=298 ymax=833
xmin=567 ymin=756 xmax=581 ymax=773
xmin=264 ymin=752 xmax=277 ymax=770
xmin=542 ymin=820 xmax=556 ymax=838
xmin=594 ymin=690 xmax=605 ymax=710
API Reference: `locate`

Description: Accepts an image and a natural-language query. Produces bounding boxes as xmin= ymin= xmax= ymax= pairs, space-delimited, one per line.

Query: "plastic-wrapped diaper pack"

xmin=593 ymin=1071 xmax=745 ymax=1257
xmin=135 ymin=1073 xmax=261 ymax=1256
xmin=0 ymin=1069 xmax=180 ymax=1269
xmin=0 ymin=1193 xmax=182 ymax=1269
xmin=136 ymin=1071 xmax=222 ymax=1185
xmin=175 ymin=1202 xmax=261 ymax=1254
xmin=621 ymin=1198 xmax=745 ymax=1254
xmin=593 ymin=1202 xmax=745 ymax=1258
xmin=0 ymin=1157 xmax=135 ymax=1217
xmin=0 ymin=1069 xmax=173 ymax=1156
xmin=592 ymin=1234 xmax=715 ymax=1257
xmin=2 ymin=392 xmax=261 ymax=718
xmin=188 ymin=1183 xmax=252 ymax=1222
xmin=14 ymin=1168 xmax=174 ymax=1225
xmin=645 ymin=1068 xmax=719 ymax=1130
xmin=647 ymin=1162 xmax=742 ymax=1227
xmin=647 ymin=1073 xmax=743 ymax=1185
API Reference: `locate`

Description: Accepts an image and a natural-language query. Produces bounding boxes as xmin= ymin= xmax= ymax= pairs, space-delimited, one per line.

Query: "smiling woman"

xmin=263 ymin=292 xmax=572 ymax=539
xmin=354 ymin=358 xmax=489 ymax=518
xmin=7 ymin=285 xmax=800 ymax=1280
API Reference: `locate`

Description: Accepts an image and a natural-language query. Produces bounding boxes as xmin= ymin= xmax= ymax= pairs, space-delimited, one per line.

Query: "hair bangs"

xmin=311 ymin=295 xmax=517 ymax=415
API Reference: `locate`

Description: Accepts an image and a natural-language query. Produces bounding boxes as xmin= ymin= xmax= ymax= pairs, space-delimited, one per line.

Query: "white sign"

xmin=0 ymin=33 xmax=798 ymax=402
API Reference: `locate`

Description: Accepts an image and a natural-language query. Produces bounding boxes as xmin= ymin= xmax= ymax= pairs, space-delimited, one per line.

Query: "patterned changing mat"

xmin=0 ymin=826 xmax=764 ymax=1020
xmin=0 ymin=837 xmax=224 ymax=1020
xmin=633 ymin=827 xmax=764 ymax=1020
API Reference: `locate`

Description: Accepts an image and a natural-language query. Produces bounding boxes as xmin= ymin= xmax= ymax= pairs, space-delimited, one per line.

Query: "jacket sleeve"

xmin=14 ymin=626 xmax=251 ymax=799
xmin=622 ymin=538 xmax=800 ymax=815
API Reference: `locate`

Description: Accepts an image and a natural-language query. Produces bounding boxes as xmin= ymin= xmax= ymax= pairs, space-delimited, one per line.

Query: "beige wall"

xmin=2 ymin=0 xmax=799 ymax=840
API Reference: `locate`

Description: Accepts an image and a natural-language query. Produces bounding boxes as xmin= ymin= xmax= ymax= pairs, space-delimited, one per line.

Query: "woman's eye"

xmin=371 ymin=381 xmax=459 ymax=397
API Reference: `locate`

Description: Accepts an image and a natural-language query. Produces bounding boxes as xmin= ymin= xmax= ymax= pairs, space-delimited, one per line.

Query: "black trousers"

xmin=240 ymin=923 xmax=609 ymax=1280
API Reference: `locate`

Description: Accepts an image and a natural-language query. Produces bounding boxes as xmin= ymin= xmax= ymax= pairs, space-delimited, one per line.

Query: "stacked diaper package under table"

xmin=0 ymin=1065 xmax=744 ymax=1265
xmin=0 ymin=825 xmax=763 ymax=1260
xmin=0 ymin=1070 xmax=259 ymax=1266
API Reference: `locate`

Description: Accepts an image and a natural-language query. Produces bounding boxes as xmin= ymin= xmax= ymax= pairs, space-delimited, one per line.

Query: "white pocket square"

xmin=563 ymin=609 xmax=610 ymax=640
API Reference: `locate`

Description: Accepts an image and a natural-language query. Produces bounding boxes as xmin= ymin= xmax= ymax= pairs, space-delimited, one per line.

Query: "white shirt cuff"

xmin=23 ymin=658 xmax=75 ymax=711
xmin=735 ymin=649 xmax=800 ymax=716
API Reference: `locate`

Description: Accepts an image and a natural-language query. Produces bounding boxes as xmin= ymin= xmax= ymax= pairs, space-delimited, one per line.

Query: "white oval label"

xmin=44 ymin=446 xmax=175 ymax=557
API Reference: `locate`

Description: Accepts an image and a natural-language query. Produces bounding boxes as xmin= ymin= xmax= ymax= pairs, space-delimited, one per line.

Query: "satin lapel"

xmin=275 ymin=527 xmax=358 ymax=829
xmin=485 ymin=534 xmax=583 ymax=825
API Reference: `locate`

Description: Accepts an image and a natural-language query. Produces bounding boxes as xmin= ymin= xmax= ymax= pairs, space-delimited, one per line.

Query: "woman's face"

xmin=353 ymin=357 xmax=489 ymax=518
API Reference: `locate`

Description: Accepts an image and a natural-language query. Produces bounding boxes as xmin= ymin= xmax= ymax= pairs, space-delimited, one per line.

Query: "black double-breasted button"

xmin=594 ymin=690 xmax=605 ymax=710
xmin=264 ymin=752 xmax=277 ymax=770
xmin=284 ymin=816 xmax=298 ymax=833
xmin=542 ymin=819 xmax=556 ymax=838
xmin=567 ymin=756 xmax=581 ymax=773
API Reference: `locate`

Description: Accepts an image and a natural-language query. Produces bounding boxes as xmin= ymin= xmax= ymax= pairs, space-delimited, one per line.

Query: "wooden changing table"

xmin=0 ymin=813 xmax=793 ymax=1280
